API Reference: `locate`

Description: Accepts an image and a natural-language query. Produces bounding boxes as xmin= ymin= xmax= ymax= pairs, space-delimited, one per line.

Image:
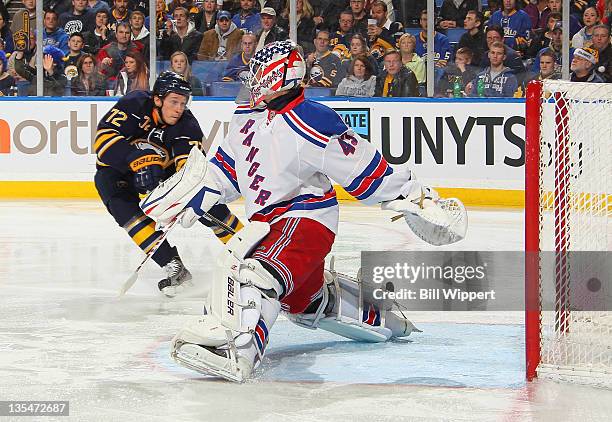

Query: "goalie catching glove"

xmin=140 ymin=147 xmax=221 ymax=229
xmin=382 ymin=184 xmax=467 ymax=246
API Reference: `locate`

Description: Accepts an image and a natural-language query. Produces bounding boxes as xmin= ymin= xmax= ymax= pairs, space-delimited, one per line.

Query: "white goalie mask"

xmin=246 ymin=40 xmax=306 ymax=107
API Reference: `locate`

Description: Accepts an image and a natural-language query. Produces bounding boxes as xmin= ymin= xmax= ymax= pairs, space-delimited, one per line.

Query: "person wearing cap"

xmin=231 ymin=0 xmax=261 ymax=34
xmin=531 ymin=21 xmax=574 ymax=73
xmin=255 ymin=7 xmax=287 ymax=51
xmin=570 ymin=47 xmax=606 ymax=83
xmin=197 ymin=10 xmax=243 ymax=61
xmin=14 ymin=45 xmax=68 ymax=96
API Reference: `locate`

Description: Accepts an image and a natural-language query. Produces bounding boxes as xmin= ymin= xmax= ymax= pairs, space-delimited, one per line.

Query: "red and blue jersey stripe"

xmin=254 ymin=319 xmax=269 ymax=353
xmin=210 ymin=147 xmax=240 ymax=192
xmin=363 ymin=304 xmax=381 ymax=326
xmin=344 ymin=151 xmax=393 ymax=201
xmin=250 ymin=190 xmax=337 ymax=222
xmin=234 ymin=104 xmax=263 ymax=115
xmin=281 ymin=100 xmax=348 ymax=149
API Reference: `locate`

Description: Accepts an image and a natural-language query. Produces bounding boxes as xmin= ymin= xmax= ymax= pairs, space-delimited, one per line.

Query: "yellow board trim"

xmin=0 ymin=181 xmax=526 ymax=208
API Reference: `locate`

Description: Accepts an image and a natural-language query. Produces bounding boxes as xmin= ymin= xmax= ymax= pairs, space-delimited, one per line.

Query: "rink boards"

xmin=0 ymin=97 xmax=525 ymax=207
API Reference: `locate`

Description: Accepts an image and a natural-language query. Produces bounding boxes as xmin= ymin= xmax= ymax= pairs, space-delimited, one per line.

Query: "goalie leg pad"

xmin=288 ymin=270 xmax=420 ymax=342
xmin=172 ymin=235 xmax=282 ymax=382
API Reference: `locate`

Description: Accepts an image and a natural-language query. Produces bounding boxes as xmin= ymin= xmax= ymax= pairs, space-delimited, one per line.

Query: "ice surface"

xmin=1 ymin=201 xmax=611 ymax=421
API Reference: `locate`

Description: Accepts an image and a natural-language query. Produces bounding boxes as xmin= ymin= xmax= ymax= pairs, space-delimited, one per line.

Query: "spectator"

xmin=83 ymin=9 xmax=114 ymax=55
xmin=232 ymin=0 xmax=261 ymax=34
xmin=532 ymin=22 xmax=573 ymax=73
xmin=467 ymin=42 xmax=518 ymax=97
xmin=329 ymin=10 xmax=355 ymax=50
xmin=481 ymin=25 xmax=526 ymax=75
xmin=350 ymin=0 xmax=369 ymax=38
xmin=278 ymin=0 xmax=317 ymax=55
xmin=346 ymin=33 xmax=379 ymax=74
xmin=336 ymin=55 xmax=376 ymax=96
xmin=527 ymin=50 xmax=561 ymax=81
xmin=572 ymin=7 xmax=601 ymax=49
xmin=169 ymin=51 xmax=205 ymax=95
xmin=398 ymin=33 xmax=425 ymax=83
xmin=43 ymin=10 xmax=70 ymax=55
xmin=114 ymin=51 xmax=149 ymax=95
xmin=0 ymin=51 xmax=16 ymax=96
xmin=375 ymin=50 xmax=419 ymax=97
xmin=97 ymin=22 xmax=144 ymax=80
xmin=70 ymin=53 xmax=106 ymax=95
xmin=44 ymin=1 xmax=72 ymax=14
xmin=11 ymin=1 xmax=37 ymax=40
xmin=194 ymin=0 xmax=218 ymax=33
xmin=129 ymin=0 xmax=148 ymax=13
xmin=59 ymin=0 xmax=95 ymax=35
xmin=403 ymin=0 xmax=427 ymax=27
xmin=14 ymin=45 xmax=68 ymax=96
xmin=596 ymin=0 xmax=611 ymax=25
xmin=524 ymin=0 xmax=549 ymax=29
xmin=488 ymin=0 xmax=531 ymax=51
xmin=439 ymin=47 xmax=479 ymax=96
xmin=109 ymin=0 xmax=130 ymax=31
xmin=592 ymin=24 xmax=611 ymax=82
xmin=368 ymin=1 xmax=403 ymax=46
xmin=197 ymin=10 xmax=243 ymax=61
xmin=160 ymin=7 xmax=203 ymax=62
xmin=146 ymin=0 xmax=171 ymax=32
xmin=222 ymin=32 xmax=256 ymax=81
xmin=168 ymin=0 xmax=200 ymax=17
xmin=64 ymin=32 xmax=86 ymax=68
xmin=130 ymin=10 xmax=150 ymax=54
xmin=540 ymin=0 xmax=581 ymax=37
xmin=570 ymin=47 xmax=605 ymax=82
xmin=457 ymin=10 xmax=486 ymax=66
xmin=316 ymin=0 xmax=346 ymax=31
xmin=255 ymin=8 xmax=288 ymax=51
xmin=0 ymin=12 xmax=14 ymax=53
xmin=526 ymin=12 xmax=560 ymax=58
xmin=437 ymin=0 xmax=479 ymax=30
xmin=87 ymin=0 xmax=111 ymax=13
xmin=415 ymin=10 xmax=450 ymax=70
xmin=305 ymin=29 xmax=346 ymax=88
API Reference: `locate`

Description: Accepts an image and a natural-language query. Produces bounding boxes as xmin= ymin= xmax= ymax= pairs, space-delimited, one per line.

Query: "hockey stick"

xmin=118 ymin=210 xmax=237 ymax=297
xmin=118 ymin=210 xmax=185 ymax=298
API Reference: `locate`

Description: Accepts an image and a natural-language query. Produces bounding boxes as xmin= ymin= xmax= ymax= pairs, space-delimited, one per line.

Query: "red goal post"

xmin=525 ymin=80 xmax=612 ymax=385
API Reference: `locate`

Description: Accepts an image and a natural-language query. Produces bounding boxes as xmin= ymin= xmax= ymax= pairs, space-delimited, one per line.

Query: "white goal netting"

xmin=534 ymin=80 xmax=612 ymax=385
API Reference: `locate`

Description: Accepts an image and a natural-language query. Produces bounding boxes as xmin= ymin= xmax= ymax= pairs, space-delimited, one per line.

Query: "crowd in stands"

xmin=0 ymin=0 xmax=610 ymax=97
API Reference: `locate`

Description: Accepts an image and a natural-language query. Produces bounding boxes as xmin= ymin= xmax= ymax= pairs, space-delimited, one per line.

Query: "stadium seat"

xmin=305 ymin=87 xmax=333 ymax=97
xmin=446 ymin=28 xmax=466 ymax=43
xmin=209 ymin=81 xmax=242 ymax=97
xmin=435 ymin=0 xmax=444 ymax=7
xmin=404 ymin=27 xmax=421 ymax=37
xmin=191 ymin=61 xmax=229 ymax=83
xmin=16 ymin=80 xmax=30 ymax=96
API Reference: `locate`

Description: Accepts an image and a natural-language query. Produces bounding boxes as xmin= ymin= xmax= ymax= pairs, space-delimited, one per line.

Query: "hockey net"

xmin=525 ymin=80 xmax=612 ymax=386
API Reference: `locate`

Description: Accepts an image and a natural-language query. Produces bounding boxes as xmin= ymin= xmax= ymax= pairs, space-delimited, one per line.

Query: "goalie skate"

xmin=172 ymin=338 xmax=249 ymax=383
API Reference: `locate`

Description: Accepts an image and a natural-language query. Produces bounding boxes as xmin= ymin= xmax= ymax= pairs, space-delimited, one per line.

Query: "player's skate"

xmin=288 ymin=262 xmax=420 ymax=342
xmin=171 ymin=222 xmax=283 ymax=382
xmin=158 ymin=257 xmax=193 ymax=297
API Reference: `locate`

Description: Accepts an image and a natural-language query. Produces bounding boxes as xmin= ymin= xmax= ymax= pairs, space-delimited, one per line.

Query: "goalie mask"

xmin=246 ymin=40 xmax=306 ymax=107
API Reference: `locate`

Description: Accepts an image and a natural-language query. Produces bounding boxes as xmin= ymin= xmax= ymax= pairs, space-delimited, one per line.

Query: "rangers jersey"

xmin=208 ymin=89 xmax=418 ymax=234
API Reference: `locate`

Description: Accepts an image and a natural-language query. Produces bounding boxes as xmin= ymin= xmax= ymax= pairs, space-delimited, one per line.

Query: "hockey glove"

xmin=128 ymin=150 xmax=164 ymax=194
